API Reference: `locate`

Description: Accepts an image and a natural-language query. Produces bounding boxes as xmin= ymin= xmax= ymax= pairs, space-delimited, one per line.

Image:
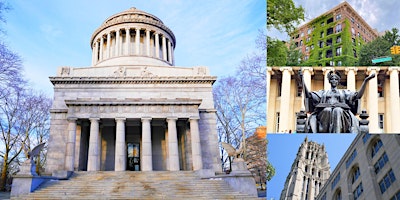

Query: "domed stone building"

xmin=46 ymin=7 xmax=220 ymax=175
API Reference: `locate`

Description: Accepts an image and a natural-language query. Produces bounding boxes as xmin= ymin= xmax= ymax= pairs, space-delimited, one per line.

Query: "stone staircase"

xmin=12 ymin=171 xmax=261 ymax=199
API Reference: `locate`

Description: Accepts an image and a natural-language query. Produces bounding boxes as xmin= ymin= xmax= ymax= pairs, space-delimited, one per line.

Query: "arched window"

xmin=371 ymin=139 xmax=383 ymax=158
xmin=305 ymin=165 xmax=308 ymax=173
xmin=350 ymin=166 xmax=361 ymax=184
xmin=333 ymin=188 xmax=342 ymax=200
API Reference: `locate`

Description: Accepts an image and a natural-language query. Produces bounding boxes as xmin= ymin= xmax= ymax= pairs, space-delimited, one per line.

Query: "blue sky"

xmin=268 ymin=0 xmax=400 ymax=40
xmin=2 ymin=0 xmax=265 ymax=95
xmin=267 ymin=134 xmax=356 ymax=200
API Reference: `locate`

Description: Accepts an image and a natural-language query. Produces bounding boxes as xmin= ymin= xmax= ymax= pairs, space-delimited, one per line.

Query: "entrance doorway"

xmin=127 ymin=143 xmax=140 ymax=171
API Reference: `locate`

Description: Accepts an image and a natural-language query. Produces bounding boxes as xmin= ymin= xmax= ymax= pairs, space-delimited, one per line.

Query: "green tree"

xmin=267 ymin=37 xmax=287 ymax=66
xmin=286 ymin=42 xmax=303 ymax=66
xmin=267 ymin=0 xmax=305 ymax=34
xmin=358 ymin=29 xmax=400 ymax=66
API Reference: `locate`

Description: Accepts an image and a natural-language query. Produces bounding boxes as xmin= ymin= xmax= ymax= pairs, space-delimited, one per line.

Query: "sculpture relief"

xmin=141 ymin=66 xmax=155 ymax=77
xmin=61 ymin=67 xmax=70 ymax=76
xmin=114 ymin=66 xmax=126 ymax=77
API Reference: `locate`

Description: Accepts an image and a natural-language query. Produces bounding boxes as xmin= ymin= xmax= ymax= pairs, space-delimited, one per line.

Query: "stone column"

xmin=388 ymin=67 xmax=400 ymax=132
xmin=168 ymin=40 xmax=172 ymax=64
xmin=162 ymin=36 xmax=167 ymax=61
xmin=135 ymin=28 xmax=140 ymax=55
xmin=322 ymin=67 xmax=335 ymax=90
xmin=301 ymin=67 xmax=314 ymax=110
xmin=65 ymin=118 xmax=77 ymax=171
xmin=141 ymin=117 xmax=153 ymax=171
xmin=115 ymin=29 xmax=120 ymax=56
xmin=99 ymin=37 xmax=104 ymax=61
xmin=125 ymin=28 xmax=130 ymax=55
xmin=367 ymin=67 xmax=380 ymax=133
xmin=167 ymin=117 xmax=179 ymax=171
xmin=106 ymin=33 xmax=111 ymax=59
xmin=115 ymin=118 xmax=126 ymax=171
xmin=189 ymin=117 xmax=203 ymax=170
xmin=146 ymin=30 xmax=150 ymax=56
xmin=279 ymin=67 xmax=292 ymax=132
xmin=87 ymin=118 xmax=100 ymax=171
xmin=346 ymin=67 xmax=358 ymax=91
xmin=155 ymin=33 xmax=160 ymax=59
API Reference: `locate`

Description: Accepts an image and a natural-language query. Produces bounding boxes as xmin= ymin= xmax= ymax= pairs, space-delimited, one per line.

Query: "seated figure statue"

xmin=301 ymin=70 xmax=375 ymax=133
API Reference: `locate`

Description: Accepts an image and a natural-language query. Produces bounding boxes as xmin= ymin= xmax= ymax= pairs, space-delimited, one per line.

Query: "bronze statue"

xmin=301 ymin=70 xmax=375 ymax=133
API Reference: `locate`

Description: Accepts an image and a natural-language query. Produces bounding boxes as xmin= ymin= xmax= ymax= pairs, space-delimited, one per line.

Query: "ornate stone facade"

xmin=280 ymin=137 xmax=331 ymax=200
xmin=45 ymin=7 xmax=221 ymax=175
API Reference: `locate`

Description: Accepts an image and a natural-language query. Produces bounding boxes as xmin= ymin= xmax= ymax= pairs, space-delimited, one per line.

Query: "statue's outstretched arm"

xmin=355 ymin=73 xmax=376 ymax=99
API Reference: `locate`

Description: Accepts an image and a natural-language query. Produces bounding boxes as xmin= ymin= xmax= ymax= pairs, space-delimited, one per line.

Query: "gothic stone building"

xmin=316 ymin=134 xmax=400 ymax=200
xmin=280 ymin=137 xmax=331 ymax=200
xmin=45 ymin=7 xmax=221 ymax=175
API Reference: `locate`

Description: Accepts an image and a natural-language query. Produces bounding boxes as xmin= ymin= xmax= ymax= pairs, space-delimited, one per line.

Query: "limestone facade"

xmin=280 ymin=137 xmax=331 ymax=200
xmin=45 ymin=8 xmax=221 ymax=175
xmin=267 ymin=66 xmax=400 ymax=133
xmin=316 ymin=134 xmax=400 ymax=200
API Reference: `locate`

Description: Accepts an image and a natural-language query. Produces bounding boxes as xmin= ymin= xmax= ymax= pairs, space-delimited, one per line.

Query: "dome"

xmin=90 ymin=7 xmax=176 ymax=67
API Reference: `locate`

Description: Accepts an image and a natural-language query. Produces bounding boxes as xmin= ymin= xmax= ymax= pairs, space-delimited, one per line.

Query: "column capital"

xmin=89 ymin=118 xmax=100 ymax=122
xmin=189 ymin=116 xmax=200 ymax=120
xmin=322 ymin=67 xmax=335 ymax=75
xmin=388 ymin=67 xmax=400 ymax=73
xmin=345 ymin=67 xmax=358 ymax=75
xmin=166 ymin=117 xmax=178 ymax=121
xmin=115 ymin=117 xmax=126 ymax=122
xmin=280 ymin=67 xmax=293 ymax=73
xmin=67 ymin=117 xmax=78 ymax=122
xmin=267 ymin=67 xmax=275 ymax=75
xmin=301 ymin=67 xmax=314 ymax=75
xmin=141 ymin=117 xmax=152 ymax=122
xmin=367 ymin=67 xmax=381 ymax=74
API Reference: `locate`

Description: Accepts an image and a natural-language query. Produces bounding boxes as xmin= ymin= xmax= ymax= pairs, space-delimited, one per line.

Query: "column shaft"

xmin=389 ymin=67 xmax=400 ymax=132
xmin=141 ymin=117 xmax=153 ymax=171
xmin=99 ymin=37 xmax=104 ymax=61
xmin=279 ymin=67 xmax=292 ymax=132
xmin=87 ymin=118 xmax=100 ymax=171
xmin=116 ymin=30 xmax=120 ymax=56
xmin=367 ymin=67 xmax=380 ymax=133
xmin=135 ymin=28 xmax=140 ymax=55
xmin=125 ymin=28 xmax=131 ymax=55
xmin=146 ymin=30 xmax=150 ymax=56
xmin=190 ymin=117 xmax=203 ymax=170
xmin=106 ymin=33 xmax=111 ymax=59
xmin=346 ymin=67 xmax=358 ymax=91
xmin=167 ymin=40 xmax=172 ymax=63
xmin=65 ymin=118 xmax=77 ymax=171
xmin=115 ymin=118 xmax=126 ymax=171
xmin=155 ymin=33 xmax=160 ymax=59
xmin=301 ymin=67 xmax=313 ymax=110
xmin=167 ymin=117 xmax=179 ymax=171
xmin=162 ymin=36 xmax=167 ymax=61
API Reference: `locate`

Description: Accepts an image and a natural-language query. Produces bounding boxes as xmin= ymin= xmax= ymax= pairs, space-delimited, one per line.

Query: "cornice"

xmin=65 ymin=98 xmax=202 ymax=106
xmin=49 ymin=76 xmax=217 ymax=85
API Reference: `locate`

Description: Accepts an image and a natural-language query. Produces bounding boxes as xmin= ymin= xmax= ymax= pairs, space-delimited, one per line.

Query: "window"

xmin=336 ymin=24 xmax=342 ymax=32
xmin=362 ymin=133 xmax=371 ymax=144
xmin=305 ymin=46 xmax=309 ymax=52
xmin=351 ymin=17 xmax=355 ymax=23
xmin=300 ymin=32 xmax=304 ymax=37
xmin=327 ymin=38 xmax=332 ymax=46
xmin=378 ymin=79 xmax=384 ymax=97
xmin=311 ymin=45 xmax=314 ymax=50
xmin=353 ymin=182 xmax=364 ymax=200
xmin=321 ymin=31 xmax=324 ymax=38
xmin=326 ymin=49 xmax=333 ymax=58
xmin=319 ymin=41 xmax=324 ymax=48
xmin=334 ymin=189 xmax=342 ymax=200
xmin=275 ymin=112 xmax=280 ymax=132
xmin=390 ymin=190 xmax=400 ymax=200
xmin=353 ymin=49 xmax=357 ymax=58
xmin=358 ymin=32 xmax=360 ymax=37
xmin=337 ymin=36 xmax=342 ymax=43
xmin=327 ymin=17 xmax=333 ymax=24
xmin=379 ymin=114 xmax=384 ymax=130
xmin=331 ymin=172 xmax=340 ymax=190
xmin=346 ymin=150 xmax=357 ymax=168
xmin=352 ymin=38 xmax=356 ymax=45
xmin=321 ymin=22 xmax=325 ymax=27
xmin=300 ymin=40 xmax=303 ymax=46
xmin=336 ymin=47 xmax=342 ymax=56
xmin=307 ymin=28 xmax=311 ymax=34
xmin=371 ymin=139 xmax=383 ymax=158
xmin=374 ymin=152 xmax=389 ymax=174
xmin=337 ymin=61 xmax=342 ymax=66
xmin=336 ymin=14 xmax=342 ymax=20
xmin=352 ymin=27 xmax=355 ymax=36
xmin=351 ymin=167 xmax=361 ymax=184
xmin=306 ymin=37 xmax=310 ymax=42
xmin=304 ymin=55 xmax=309 ymax=61
xmin=379 ymin=169 xmax=396 ymax=193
